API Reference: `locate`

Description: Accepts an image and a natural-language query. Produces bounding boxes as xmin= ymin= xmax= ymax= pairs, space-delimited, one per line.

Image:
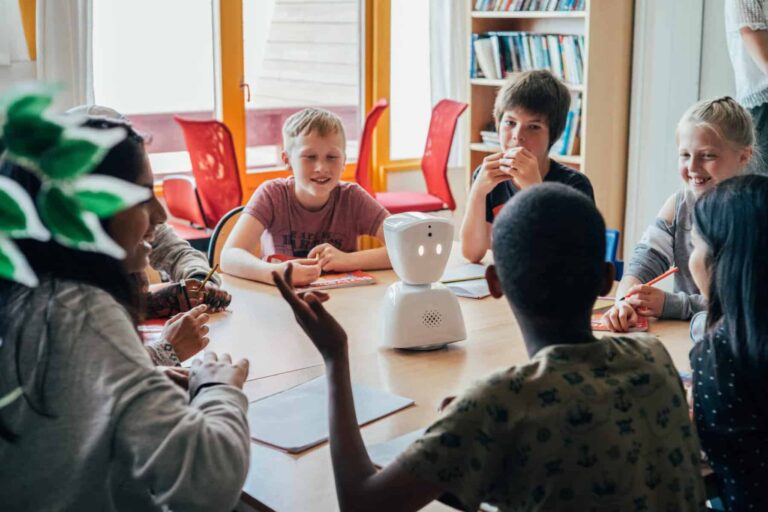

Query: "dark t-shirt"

xmin=472 ymin=159 xmax=595 ymax=223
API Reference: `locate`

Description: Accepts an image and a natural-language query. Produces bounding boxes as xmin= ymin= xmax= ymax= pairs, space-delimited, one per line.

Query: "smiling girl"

xmin=603 ymin=97 xmax=757 ymax=331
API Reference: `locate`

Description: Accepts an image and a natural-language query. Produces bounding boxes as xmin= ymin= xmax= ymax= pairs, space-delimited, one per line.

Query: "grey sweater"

xmin=0 ymin=279 xmax=249 ymax=511
xmin=150 ymin=223 xmax=221 ymax=285
xmin=626 ymin=190 xmax=706 ymax=319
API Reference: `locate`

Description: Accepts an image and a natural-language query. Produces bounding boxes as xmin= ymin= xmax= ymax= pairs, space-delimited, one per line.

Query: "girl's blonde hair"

xmin=677 ymin=96 xmax=763 ymax=173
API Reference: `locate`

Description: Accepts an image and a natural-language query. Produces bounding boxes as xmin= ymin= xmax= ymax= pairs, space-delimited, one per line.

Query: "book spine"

xmin=560 ymin=109 xmax=574 ymax=155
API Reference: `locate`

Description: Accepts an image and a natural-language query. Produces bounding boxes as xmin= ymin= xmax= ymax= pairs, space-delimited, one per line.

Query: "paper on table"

xmin=248 ymin=376 xmax=415 ymax=453
xmin=368 ymin=428 xmax=426 ymax=468
xmin=440 ymin=263 xmax=487 ymax=283
xmin=446 ymin=278 xmax=491 ymax=299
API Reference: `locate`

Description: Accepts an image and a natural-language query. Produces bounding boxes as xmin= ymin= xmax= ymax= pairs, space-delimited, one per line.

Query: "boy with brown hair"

xmin=221 ymin=108 xmax=391 ymax=286
xmin=460 ymin=69 xmax=594 ymax=263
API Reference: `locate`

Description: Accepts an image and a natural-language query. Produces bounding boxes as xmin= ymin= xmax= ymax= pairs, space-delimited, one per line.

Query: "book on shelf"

xmin=470 ymin=32 xmax=584 ymax=85
xmin=480 ymin=130 xmax=500 ymax=146
xmin=550 ymin=92 xmax=581 ymax=157
xmin=475 ymin=0 xmax=584 ymax=12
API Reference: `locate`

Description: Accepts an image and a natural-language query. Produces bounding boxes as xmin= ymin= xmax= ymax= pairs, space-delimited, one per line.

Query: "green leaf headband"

xmin=0 ymin=84 xmax=152 ymax=412
xmin=0 ymin=83 xmax=152 ymax=287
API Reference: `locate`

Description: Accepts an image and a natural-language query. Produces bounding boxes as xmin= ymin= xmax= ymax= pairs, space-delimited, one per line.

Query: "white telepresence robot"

xmin=381 ymin=213 xmax=467 ymax=350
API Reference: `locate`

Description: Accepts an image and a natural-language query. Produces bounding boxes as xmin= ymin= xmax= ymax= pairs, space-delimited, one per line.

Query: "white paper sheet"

xmin=248 ymin=376 xmax=415 ymax=453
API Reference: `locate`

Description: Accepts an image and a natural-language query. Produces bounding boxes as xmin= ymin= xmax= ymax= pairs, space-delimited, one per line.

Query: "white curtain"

xmin=429 ymin=1 xmax=469 ymax=167
xmin=36 ymin=0 xmax=94 ymax=110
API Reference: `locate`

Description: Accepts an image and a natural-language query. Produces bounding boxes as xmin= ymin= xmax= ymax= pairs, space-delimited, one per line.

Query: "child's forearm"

xmin=348 ymin=246 xmax=391 ymax=271
xmin=324 ymin=354 xmax=378 ymax=509
xmin=460 ymin=189 xmax=491 ymax=263
xmin=614 ymin=275 xmax=642 ymax=302
xmin=220 ymin=247 xmax=281 ymax=284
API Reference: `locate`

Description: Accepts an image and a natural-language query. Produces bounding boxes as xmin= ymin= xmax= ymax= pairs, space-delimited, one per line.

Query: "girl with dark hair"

xmin=689 ymin=174 xmax=768 ymax=511
xmin=0 ymin=118 xmax=251 ymax=511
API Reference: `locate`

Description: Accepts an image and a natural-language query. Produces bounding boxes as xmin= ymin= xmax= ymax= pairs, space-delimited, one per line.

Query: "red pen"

xmin=619 ymin=267 xmax=679 ymax=301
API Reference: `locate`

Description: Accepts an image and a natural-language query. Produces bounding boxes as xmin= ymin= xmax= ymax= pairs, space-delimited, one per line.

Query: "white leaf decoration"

xmin=0 ymin=175 xmax=50 ymax=241
xmin=74 ymin=175 xmax=152 ymax=209
xmin=0 ymin=386 xmax=23 ymax=410
xmin=0 ymin=236 xmax=39 ymax=287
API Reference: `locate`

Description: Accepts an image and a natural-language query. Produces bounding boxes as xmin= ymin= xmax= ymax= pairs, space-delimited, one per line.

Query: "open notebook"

xmin=248 ymin=376 xmax=414 ymax=453
xmin=440 ymin=263 xmax=490 ymax=299
xmin=266 ymin=254 xmax=376 ymax=291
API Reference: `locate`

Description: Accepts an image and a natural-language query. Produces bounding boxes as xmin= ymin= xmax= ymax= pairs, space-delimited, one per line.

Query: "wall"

xmin=624 ymin=0 xmax=740 ymax=257
xmin=0 ymin=1 xmax=35 ymax=93
xmin=700 ymin=0 xmax=736 ymax=100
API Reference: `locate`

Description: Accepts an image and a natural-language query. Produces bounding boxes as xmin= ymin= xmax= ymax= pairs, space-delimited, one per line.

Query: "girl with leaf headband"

xmin=0 ymin=86 xmax=251 ymax=511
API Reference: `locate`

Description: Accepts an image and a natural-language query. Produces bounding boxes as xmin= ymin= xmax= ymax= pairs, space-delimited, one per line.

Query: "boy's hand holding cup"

xmin=471 ymin=152 xmax=515 ymax=196
xmin=502 ymin=147 xmax=542 ymax=190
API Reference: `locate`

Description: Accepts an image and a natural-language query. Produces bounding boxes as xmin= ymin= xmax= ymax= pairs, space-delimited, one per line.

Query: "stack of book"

xmin=474 ymin=0 xmax=585 ymax=12
xmin=480 ymin=130 xmax=500 ymax=147
xmin=471 ymin=32 xmax=584 ymax=84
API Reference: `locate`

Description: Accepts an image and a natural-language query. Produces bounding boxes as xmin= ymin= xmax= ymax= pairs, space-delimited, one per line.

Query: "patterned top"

xmin=691 ymin=325 xmax=768 ymax=511
xmin=398 ymin=334 xmax=705 ymax=512
xmin=725 ymin=0 xmax=768 ymax=108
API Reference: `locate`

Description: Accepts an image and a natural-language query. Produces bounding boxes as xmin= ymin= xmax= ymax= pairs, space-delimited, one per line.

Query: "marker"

xmin=619 ymin=267 xmax=679 ymax=301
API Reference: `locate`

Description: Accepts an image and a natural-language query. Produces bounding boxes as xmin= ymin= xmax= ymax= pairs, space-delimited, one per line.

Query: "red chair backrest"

xmin=354 ymin=99 xmax=389 ymax=195
xmin=421 ymin=99 xmax=468 ymax=211
xmin=174 ymin=116 xmax=243 ymax=228
xmin=163 ymin=175 xmax=207 ymax=227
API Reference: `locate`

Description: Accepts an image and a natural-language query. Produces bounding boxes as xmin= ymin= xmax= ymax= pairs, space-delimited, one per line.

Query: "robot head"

xmin=383 ymin=213 xmax=453 ymax=285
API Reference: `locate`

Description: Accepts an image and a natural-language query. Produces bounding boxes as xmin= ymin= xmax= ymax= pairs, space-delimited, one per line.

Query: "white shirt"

xmin=725 ymin=0 xmax=768 ymax=108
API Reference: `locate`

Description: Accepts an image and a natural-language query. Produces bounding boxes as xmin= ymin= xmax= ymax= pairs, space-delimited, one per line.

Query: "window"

xmin=93 ymin=0 xmax=217 ymax=175
xmin=242 ymin=0 xmax=362 ymax=169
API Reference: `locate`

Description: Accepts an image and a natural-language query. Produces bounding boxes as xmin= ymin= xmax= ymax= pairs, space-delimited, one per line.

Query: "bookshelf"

xmin=466 ymin=0 xmax=633 ymax=231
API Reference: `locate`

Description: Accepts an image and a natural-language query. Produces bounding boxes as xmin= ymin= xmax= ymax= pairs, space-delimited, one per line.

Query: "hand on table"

xmin=307 ymin=243 xmax=355 ymax=273
xmin=190 ymin=351 xmax=250 ymax=396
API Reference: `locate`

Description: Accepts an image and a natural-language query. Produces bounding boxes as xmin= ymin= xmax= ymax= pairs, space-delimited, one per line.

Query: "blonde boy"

xmin=221 ymin=108 xmax=391 ymax=286
xmin=460 ymin=70 xmax=594 ymax=263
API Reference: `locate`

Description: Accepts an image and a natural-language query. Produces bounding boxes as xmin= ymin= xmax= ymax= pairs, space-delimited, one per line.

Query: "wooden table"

xmin=204 ymin=248 xmax=694 ymax=512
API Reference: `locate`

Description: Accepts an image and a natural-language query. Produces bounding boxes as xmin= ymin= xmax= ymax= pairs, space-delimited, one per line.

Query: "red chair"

xmin=162 ymin=175 xmax=211 ymax=250
xmin=357 ymin=99 xmax=468 ymax=214
xmin=174 ymin=117 xmax=244 ymax=228
xmin=355 ymin=98 xmax=389 ymax=195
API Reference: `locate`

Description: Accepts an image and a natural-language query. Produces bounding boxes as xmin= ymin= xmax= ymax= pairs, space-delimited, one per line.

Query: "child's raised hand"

xmin=503 ymin=147 xmax=542 ymax=189
xmin=273 ymin=264 xmax=348 ymax=362
xmin=624 ymin=284 xmax=666 ymax=317
xmin=601 ymin=301 xmax=639 ymax=332
xmin=308 ymin=243 xmax=353 ymax=272
xmin=471 ymin=152 xmax=515 ymax=196
xmin=282 ymin=260 xmax=321 ymax=286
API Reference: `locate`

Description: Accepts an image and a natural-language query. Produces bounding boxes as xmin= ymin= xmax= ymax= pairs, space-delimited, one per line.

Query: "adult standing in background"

xmin=726 ymin=0 xmax=768 ymax=163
